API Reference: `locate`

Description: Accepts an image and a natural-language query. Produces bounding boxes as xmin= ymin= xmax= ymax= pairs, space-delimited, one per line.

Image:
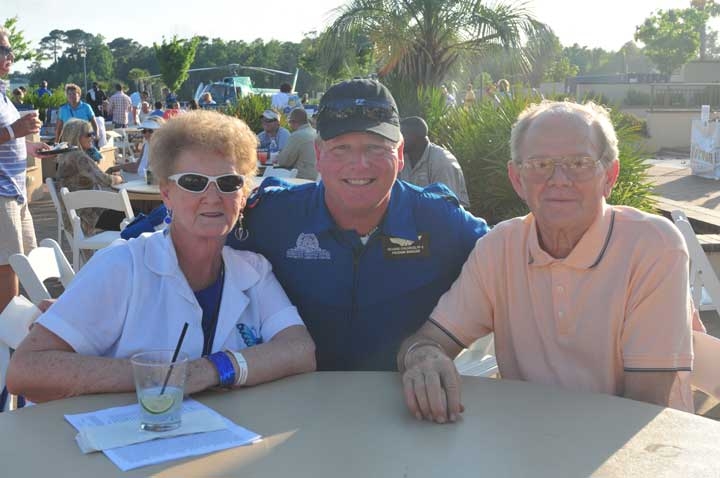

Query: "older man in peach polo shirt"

xmin=398 ymin=100 xmax=697 ymax=424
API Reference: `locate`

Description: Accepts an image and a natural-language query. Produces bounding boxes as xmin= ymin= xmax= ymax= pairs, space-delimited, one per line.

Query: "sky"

xmin=4 ymin=0 xmax=713 ymax=73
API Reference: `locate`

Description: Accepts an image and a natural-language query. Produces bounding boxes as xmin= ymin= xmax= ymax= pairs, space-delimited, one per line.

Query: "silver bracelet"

xmin=402 ymin=340 xmax=444 ymax=372
xmin=5 ymin=125 xmax=15 ymax=141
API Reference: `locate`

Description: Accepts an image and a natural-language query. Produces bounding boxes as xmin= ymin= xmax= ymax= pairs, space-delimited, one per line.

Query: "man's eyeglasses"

xmin=261 ymin=118 xmax=278 ymax=123
xmin=141 ymin=128 xmax=154 ymax=134
xmin=516 ymin=156 xmax=602 ymax=183
xmin=318 ymin=99 xmax=397 ymax=123
xmin=168 ymin=172 xmax=245 ymax=194
xmin=0 ymin=45 xmax=13 ymax=57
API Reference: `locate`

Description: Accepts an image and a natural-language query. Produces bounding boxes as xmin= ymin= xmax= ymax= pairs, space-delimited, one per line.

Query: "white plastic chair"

xmin=60 ymin=187 xmax=134 ymax=271
xmin=454 ymin=333 xmax=499 ymax=378
xmin=8 ymin=238 xmax=75 ymax=306
xmin=45 ymin=177 xmax=66 ymax=246
xmin=693 ymin=331 xmax=720 ymax=401
xmin=671 ymin=210 xmax=720 ymax=315
xmin=0 ymin=295 xmax=40 ymax=411
xmin=263 ymin=166 xmax=299 ymax=178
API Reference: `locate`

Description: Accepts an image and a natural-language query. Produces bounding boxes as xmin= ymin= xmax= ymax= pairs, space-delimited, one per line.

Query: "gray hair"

xmin=510 ymin=100 xmax=619 ymax=167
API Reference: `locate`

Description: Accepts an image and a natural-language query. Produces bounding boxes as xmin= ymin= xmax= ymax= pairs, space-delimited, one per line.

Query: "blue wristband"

xmin=207 ymin=351 xmax=236 ymax=388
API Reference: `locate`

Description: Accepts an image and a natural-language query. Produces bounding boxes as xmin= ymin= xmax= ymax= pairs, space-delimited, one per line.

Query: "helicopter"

xmin=138 ymin=64 xmax=299 ymax=107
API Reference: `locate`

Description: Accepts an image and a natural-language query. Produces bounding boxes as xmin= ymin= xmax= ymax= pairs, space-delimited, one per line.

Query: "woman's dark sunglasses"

xmin=167 ymin=172 xmax=244 ymax=194
xmin=141 ymin=128 xmax=154 ymax=134
xmin=85 ymin=132 xmax=96 ymax=138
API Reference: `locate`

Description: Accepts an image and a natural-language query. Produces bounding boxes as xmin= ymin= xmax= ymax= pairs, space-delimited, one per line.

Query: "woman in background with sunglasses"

xmin=7 ymin=110 xmax=316 ymax=403
xmin=55 ymin=118 xmax=126 ymax=233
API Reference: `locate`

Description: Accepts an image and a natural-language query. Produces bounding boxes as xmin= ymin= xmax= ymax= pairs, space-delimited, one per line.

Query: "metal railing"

xmin=650 ymin=83 xmax=720 ymax=112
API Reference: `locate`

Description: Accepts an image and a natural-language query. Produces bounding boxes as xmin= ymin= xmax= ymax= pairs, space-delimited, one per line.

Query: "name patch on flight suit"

xmin=382 ymin=234 xmax=429 ymax=258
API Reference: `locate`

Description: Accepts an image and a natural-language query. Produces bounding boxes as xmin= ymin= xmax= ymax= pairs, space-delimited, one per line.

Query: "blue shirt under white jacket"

xmin=227 ymin=178 xmax=488 ymax=371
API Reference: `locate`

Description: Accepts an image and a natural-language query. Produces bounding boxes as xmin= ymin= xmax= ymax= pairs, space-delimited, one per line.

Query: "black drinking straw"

xmin=160 ymin=322 xmax=189 ymax=395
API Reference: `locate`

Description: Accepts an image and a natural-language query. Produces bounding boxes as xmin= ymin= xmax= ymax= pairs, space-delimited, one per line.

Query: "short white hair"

xmin=510 ymin=100 xmax=619 ymax=167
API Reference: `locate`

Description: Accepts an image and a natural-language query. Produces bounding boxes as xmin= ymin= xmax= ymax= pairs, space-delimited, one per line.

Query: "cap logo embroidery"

xmin=286 ymin=233 xmax=331 ymax=260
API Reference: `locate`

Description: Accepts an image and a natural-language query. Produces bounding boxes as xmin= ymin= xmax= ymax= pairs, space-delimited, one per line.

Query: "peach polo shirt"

xmin=431 ymin=203 xmax=694 ymax=400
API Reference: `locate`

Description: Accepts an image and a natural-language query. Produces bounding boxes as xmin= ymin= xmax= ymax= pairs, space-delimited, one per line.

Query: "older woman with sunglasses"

xmin=7 ymin=110 xmax=316 ymax=403
xmin=55 ymin=118 xmax=126 ymax=233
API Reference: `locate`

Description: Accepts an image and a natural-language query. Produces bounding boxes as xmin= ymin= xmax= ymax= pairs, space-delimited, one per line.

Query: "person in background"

xmin=85 ymin=82 xmax=107 ymax=117
xmin=150 ymin=101 xmax=164 ymax=117
xmin=35 ymin=80 xmax=51 ymax=97
xmin=399 ymin=116 xmax=469 ymax=208
xmin=464 ymin=83 xmax=476 ymax=107
xmin=188 ymin=99 xmax=200 ymax=111
xmin=162 ymin=87 xmax=177 ymax=108
xmin=11 ymin=87 xmax=23 ymax=107
xmin=496 ymin=79 xmax=512 ymax=100
xmin=138 ymin=101 xmax=152 ymax=123
xmin=399 ymin=100 xmax=697 ymax=424
xmin=108 ymin=83 xmax=132 ymax=128
xmin=274 ymin=107 xmax=317 ymax=180
xmin=199 ymin=92 xmax=216 ymax=107
xmin=106 ymin=116 xmax=165 ymax=176
xmin=256 ymin=110 xmax=290 ymax=150
xmin=228 ymin=79 xmax=488 ymax=371
xmin=271 ymin=83 xmax=292 ymax=111
xmin=55 ymin=83 xmax=97 ymax=144
xmin=7 ymin=110 xmax=316 ymax=403
xmin=441 ymin=85 xmax=456 ymax=107
xmin=163 ymin=101 xmax=183 ymax=120
xmin=301 ymin=93 xmax=309 ymax=105
xmin=0 ymin=27 xmax=49 ymax=314
xmin=55 ymin=119 xmax=125 ymax=233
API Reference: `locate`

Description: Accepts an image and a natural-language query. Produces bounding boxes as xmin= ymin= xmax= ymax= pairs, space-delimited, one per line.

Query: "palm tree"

xmin=324 ymin=0 xmax=549 ymax=87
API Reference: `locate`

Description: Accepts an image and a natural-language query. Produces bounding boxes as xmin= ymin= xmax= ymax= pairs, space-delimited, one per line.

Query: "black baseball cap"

xmin=316 ymin=79 xmax=400 ymax=142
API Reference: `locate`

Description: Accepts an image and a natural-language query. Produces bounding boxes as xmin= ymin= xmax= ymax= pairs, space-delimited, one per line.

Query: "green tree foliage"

xmin=432 ymin=93 xmax=654 ymax=224
xmin=635 ymin=8 xmax=705 ymax=76
xmin=691 ymin=0 xmax=720 ymax=59
xmin=2 ymin=17 xmax=39 ymax=63
xmin=38 ymin=29 xmax=66 ymax=64
xmin=154 ymin=36 xmax=201 ymax=93
xmin=323 ymin=0 xmax=548 ymax=87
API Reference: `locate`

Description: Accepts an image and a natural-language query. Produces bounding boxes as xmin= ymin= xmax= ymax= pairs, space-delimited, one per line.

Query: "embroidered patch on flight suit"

xmin=286 ymin=233 xmax=331 ymax=260
xmin=237 ymin=323 xmax=263 ymax=347
xmin=382 ymin=234 xmax=429 ymax=258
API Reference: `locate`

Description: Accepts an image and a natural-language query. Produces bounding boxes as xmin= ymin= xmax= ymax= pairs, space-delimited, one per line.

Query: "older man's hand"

xmin=12 ymin=112 xmax=42 ymax=138
xmin=401 ymin=343 xmax=464 ymax=424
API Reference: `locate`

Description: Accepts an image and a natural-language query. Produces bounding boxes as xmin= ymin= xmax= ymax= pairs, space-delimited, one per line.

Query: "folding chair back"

xmin=45 ymin=177 xmax=66 ymax=246
xmin=60 ymin=187 xmax=134 ymax=271
xmin=671 ymin=210 xmax=720 ymax=315
xmin=8 ymin=238 xmax=74 ymax=305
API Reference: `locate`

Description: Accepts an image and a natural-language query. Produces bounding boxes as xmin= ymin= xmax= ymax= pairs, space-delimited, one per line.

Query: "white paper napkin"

xmin=75 ymin=409 xmax=227 ymax=453
xmin=0 ymin=295 xmax=41 ymax=349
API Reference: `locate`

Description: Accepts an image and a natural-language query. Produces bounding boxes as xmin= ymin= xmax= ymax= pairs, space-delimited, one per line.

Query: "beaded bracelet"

xmin=207 ymin=351 xmax=236 ymax=388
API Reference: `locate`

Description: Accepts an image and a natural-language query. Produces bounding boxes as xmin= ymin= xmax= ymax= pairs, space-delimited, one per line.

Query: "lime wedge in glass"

xmin=140 ymin=394 xmax=176 ymax=415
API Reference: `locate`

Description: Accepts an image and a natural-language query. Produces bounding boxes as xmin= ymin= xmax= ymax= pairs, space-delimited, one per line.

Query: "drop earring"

xmin=164 ymin=208 xmax=173 ymax=224
xmin=234 ymin=213 xmax=249 ymax=241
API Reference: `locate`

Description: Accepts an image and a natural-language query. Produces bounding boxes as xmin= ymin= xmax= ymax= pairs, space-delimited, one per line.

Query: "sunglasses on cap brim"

xmin=167 ymin=172 xmax=245 ymax=194
xmin=318 ymin=99 xmax=397 ymax=122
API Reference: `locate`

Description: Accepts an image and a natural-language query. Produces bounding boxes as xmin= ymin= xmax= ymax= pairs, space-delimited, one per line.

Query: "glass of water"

xmin=131 ymin=350 xmax=188 ymax=432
